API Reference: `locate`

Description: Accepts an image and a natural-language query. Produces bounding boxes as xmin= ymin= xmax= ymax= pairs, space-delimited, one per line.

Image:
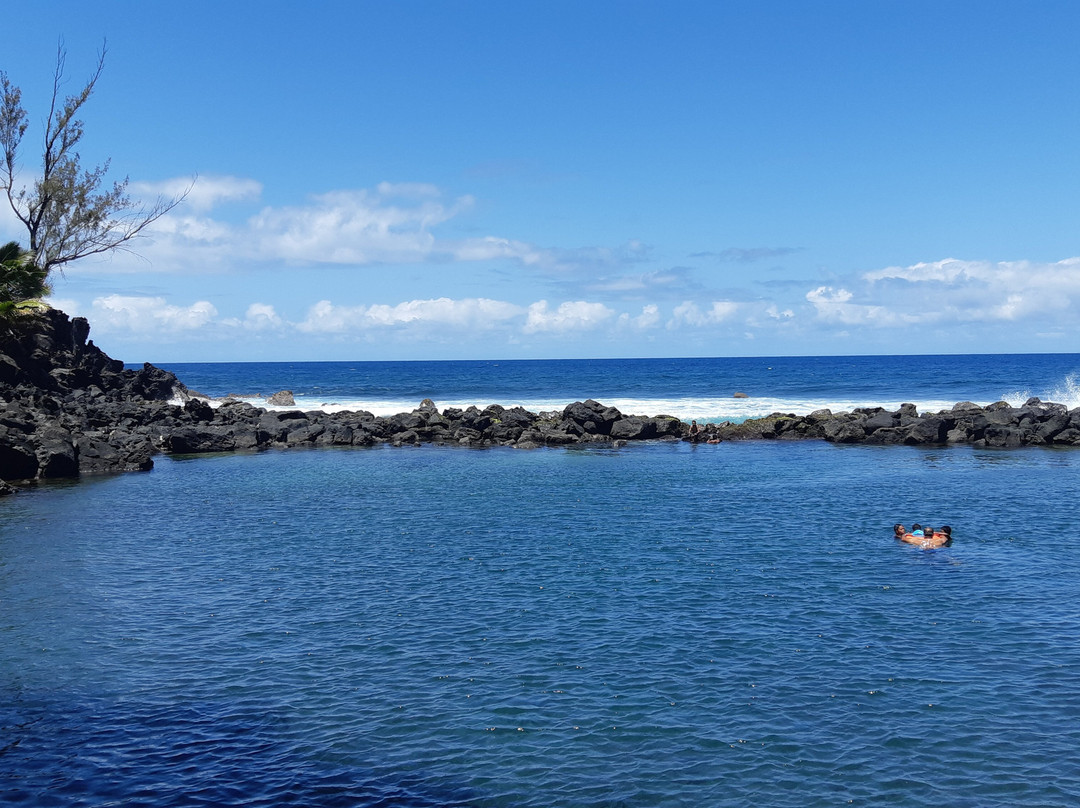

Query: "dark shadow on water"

xmin=0 ymin=695 xmax=482 ymax=808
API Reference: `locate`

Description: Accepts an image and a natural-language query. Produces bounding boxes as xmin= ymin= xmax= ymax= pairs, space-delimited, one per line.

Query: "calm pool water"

xmin=2 ymin=441 xmax=1079 ymax=806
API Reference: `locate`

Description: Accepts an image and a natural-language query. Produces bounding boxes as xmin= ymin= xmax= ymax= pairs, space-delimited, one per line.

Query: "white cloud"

xmin=243 ymin=303 xmax=284 ymax=331
xmin=766 ymin=304 xmax=794 ymax=320
xmin=298 ymin=297 xmax=524 ymax=333
xmin=617 ymin=304 xmax=661 ymax=330
xmin=61 ymin=176 xmax=664 ymax=285
xmin=246 ymin=188 xmax=472 ymax=265
xmin=77 ymin=178 xmax=486 ymax=273
xmin=448 ymin=236 xmax=547 ymax=265
xmin=863 ymin=258 xmax=978 ymax=284
xmin=374 ymin=181 xmax=442 ymax=199
xmin=523 ymin=300 xmax=615 ymax=333
xmin=87 ymin=295 xmax=218 ymax=332
xmin=133 ymin=175 xmax=263 ymax=213
xmin=859 ymin=257 xmax=1080 ymax=324
xmin=668 ymin=300 xmax=739 ymax=328
xmin=805 ymin=286 xmax=887 ymax=325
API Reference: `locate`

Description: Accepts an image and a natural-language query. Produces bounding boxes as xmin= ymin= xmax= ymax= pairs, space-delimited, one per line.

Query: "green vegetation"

xmin=0 ymin=240 xmax=49 ymax=318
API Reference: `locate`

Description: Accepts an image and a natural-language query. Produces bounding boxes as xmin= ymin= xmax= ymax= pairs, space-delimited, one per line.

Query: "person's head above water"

xmin=941 ymin=526 xmax=952 ymax=537
xmin=911 ymin=523 xmax=923 ymax=535
xmin=893 ymin=524 xmax=906 ymax=537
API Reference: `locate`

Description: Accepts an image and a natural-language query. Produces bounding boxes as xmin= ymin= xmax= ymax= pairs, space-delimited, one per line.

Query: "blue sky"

xmin=3 ymin=1 xmax=1080 ymax=362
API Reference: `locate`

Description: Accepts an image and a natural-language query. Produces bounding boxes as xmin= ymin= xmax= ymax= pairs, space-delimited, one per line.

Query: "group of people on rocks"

xmin=893 ymin=523 xmax=952 ymax=549
xmin=687 ymin=420 xmax=722 ymax=444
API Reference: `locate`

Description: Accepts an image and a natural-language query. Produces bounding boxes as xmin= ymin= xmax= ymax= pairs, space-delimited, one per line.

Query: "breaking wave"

xmin=1001 ymin=373 xmax=1080 ymax=410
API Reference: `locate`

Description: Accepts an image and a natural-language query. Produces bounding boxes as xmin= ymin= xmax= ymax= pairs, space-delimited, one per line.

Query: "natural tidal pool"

xmin=2 ymin=440 xmax=1079 ymax=806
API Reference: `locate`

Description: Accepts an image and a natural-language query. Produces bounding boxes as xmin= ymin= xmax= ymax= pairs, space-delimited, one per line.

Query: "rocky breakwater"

xmin=164 ymin=396 xmax=684 ymax=457
xmin=708 ymin=400 xmax=1080 ymax=447
xmin=0 ymin=310 xmax=685 ymax=490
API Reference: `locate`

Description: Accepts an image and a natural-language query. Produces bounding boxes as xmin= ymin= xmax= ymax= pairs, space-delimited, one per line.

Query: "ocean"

xmin=156 ymin=353 xmax=1080 ymax=422
xmin=3 ymin=354 xmax=1080 ymax=806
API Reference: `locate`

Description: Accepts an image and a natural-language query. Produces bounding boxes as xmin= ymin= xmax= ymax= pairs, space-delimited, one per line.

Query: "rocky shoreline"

xmin=2 ymin=309 xmax=1079 ymax=492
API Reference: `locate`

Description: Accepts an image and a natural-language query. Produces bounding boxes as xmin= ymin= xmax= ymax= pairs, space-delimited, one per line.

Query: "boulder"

xmin=651 ymin=416 xmax=684 ymax=438
xmin=35 ymin=426 xmax=78 ymax=478
xmin=864 ymin=426 xmax=908 ymax=445
xmin=1052 ymin=428 xmax=1080 ymax=446
xmin=980 ymin=425 xmax=1024 ymax=448
xmin=610 ymin=416 xmax=654 ymax=440
xmin=77 ymin=434 xmax=153 ymax=474
xmin=945 ymin=426 xmax=973 ymax=443
xmin=128 ymin=363 xmax=184 ymax=400
xmin=1036 ymin=413 xmax=1071 ymax=442
xmin=0 ymin=437 xmax=39 ymax=480
xmin=823 ymin=418 xmax=866 ymax=443
xmin=266 ymin=390 xmax=296 ymax=406
xmin=184 ymin=398 xmax=215 ymax=422
xmin=562 ymin=400 xmax=621 ymax=435
xmin=391 ymin=429 xmax=421 ymax=446
xmin=904 ymin=415 xmax=950 ymax=445
xmin=166 ymin=426 xmax=237 ymax=454
xmin=862 ymin=411 xmax=898 ymax=434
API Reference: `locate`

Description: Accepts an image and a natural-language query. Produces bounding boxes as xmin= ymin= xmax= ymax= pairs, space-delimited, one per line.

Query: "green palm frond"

xmin=0 ymin=240 xmax=50 ymax=306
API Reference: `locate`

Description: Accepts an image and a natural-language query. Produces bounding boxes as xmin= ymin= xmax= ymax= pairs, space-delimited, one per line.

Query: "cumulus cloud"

xmin=858 ymin=257 xmax=1080 ymax=324
xmin=801 ymin=256 xmax=1080 ymax=335
xmin=298 ymin=297 xmax=524 ymax=333
xmin=668 ymin=300 xmax=739 ymax=328
xmin=523 ymin=300 xmax=615 ymax=333
xmin=805 ymin=286 xmax=888 ymax=325
xmin=247 ymin=187 xmax=474 ymax=265
xmin=242 ymin=303 xmax=284 ymax=331
xmin=87 ymin=295 xmax=219 ymax=332
xmin=80 ymin=179 xmax=484 ymax=273
xmin=50 ymin=287 xmax=878 ymax=358
xmin=617 ymin=304 xmax=662 ymax=330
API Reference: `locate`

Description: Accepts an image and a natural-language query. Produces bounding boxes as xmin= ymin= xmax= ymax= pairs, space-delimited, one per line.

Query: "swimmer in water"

xmin=921 ymin=526 xmax=951 ymax=549
xmin=898 ymin=523 xmax=952 ymax=549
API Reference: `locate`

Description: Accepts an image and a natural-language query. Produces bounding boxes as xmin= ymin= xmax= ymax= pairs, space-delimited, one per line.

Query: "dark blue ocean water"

xmin=3 ymin=355 xmax=1080 ymax=806
xmin=152 ymin=353 xmax=1080 ymax=423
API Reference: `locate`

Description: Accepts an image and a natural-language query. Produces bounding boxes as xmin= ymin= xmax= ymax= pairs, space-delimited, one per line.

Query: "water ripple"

xmin=3 ymin=443 xmax=1080 ymax=806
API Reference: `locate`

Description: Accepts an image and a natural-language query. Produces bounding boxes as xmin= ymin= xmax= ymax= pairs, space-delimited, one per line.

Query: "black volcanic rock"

xmin=709 ymin=400 xmax=1080 ymax=450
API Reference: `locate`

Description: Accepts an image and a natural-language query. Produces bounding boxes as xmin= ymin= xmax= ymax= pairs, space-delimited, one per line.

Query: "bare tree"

xmin=0 ymin=43 xmax=185 ymax=278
